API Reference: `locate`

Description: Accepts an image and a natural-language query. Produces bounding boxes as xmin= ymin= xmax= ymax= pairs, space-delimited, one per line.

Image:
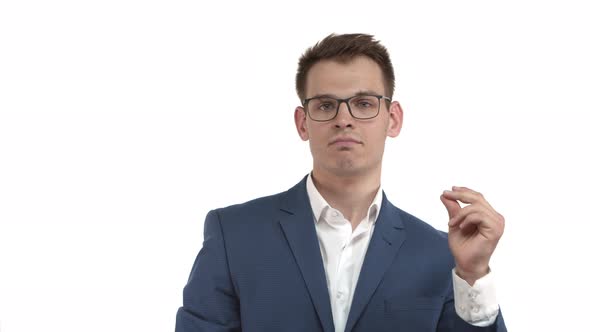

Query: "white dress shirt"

xmin=305 ymin=174 xmax=499 ymax=332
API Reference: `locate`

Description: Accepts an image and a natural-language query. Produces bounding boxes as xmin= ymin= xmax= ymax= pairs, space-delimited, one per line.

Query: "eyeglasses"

xmin=302 ymin=94 xmax=392 ymax=122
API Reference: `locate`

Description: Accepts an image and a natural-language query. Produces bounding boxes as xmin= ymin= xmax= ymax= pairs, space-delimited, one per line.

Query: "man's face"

xmin=295 ymin=56 xmax=403 ymax=178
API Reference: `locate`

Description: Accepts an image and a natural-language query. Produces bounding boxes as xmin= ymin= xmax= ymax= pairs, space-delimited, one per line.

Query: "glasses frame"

xmin=302 ymin=94 xmax=392 ymax=122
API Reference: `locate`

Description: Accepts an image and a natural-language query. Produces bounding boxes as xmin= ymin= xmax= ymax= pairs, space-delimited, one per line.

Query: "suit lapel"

xmin=344 ymin=195 xmax=406 ymax=332
xmin=278 ymin=176 xmax=335 ymax=332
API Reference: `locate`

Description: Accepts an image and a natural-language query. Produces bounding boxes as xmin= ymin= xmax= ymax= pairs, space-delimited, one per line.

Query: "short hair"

xmin=295 ymin=33 xmax=395 ymax=102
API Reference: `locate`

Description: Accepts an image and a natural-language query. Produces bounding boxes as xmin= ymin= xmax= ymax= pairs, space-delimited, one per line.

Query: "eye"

xmin=355 ymin=99 xmax=375 ymax=108
xmin=318 ymin=102 xmax=335 ymax=111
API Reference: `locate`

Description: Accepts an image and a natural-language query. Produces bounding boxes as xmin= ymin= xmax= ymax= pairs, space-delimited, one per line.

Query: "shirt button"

xmin=460 ymin=306 xmax=465 ymax=312
xmin=337 ymin=291 xmax=343 ymax=299
xmin=332 ymin=211 xmax=338 ymax=217
xmin=473 ymin=306 xmax=480 ymax=313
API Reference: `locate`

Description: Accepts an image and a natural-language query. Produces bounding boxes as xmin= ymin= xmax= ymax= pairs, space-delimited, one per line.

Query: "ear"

xmin=386 ymin=101 xmax=403 ymax=138
xmin=294 ymin=106 xmax=309 ymax=141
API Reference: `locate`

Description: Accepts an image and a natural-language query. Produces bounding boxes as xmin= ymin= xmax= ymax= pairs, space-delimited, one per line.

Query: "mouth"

xmin=329 ymin=137 xmax=362 ymax=146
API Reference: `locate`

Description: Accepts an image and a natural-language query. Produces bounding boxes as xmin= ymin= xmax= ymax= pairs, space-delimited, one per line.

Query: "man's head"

xmin=296 ymin=33 xmax=395 ymax=103
xmin=294 ymin=33 xmax=403 ymax=178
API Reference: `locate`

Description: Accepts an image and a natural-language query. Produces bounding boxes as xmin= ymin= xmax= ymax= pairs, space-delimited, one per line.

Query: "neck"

xmin=310 ymin=166 xmax=381 ymax=229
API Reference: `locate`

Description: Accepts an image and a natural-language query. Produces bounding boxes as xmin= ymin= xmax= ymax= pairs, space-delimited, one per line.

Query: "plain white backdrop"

xmin=1 ymin=0 xmax=589 ymax=331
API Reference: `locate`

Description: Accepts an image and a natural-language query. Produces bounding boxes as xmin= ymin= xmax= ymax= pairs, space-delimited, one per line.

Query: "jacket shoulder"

xmin=211 ymin=189 xmax=287 ymax=224
xmin=211 ymin=176 xmax=308 ymax=226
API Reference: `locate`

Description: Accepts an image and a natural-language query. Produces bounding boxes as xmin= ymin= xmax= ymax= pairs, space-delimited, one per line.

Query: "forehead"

xmin=305 ymin=56 xmax=385 ymax=98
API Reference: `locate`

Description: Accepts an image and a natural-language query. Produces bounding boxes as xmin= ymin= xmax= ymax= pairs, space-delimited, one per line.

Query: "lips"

xmin=329 ymin=136 xmax=362 ymax=145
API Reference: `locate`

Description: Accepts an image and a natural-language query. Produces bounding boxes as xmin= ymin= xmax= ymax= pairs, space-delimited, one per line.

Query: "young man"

xmin=176 ymin=34 xmax=507 ymax=332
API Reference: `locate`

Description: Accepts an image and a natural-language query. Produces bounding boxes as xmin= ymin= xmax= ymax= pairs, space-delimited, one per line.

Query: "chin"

xmin=328 ymin=162 xmax=367 ymax=177
xmin=326 ymin=156 xmax=382 ymax=177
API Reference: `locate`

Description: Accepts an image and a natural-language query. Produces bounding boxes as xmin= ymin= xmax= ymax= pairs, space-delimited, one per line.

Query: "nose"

xmin=333 ymin=101 xmax=354 ymax=128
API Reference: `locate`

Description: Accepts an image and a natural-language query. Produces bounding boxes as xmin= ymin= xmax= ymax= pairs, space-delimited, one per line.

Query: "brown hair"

xmin=295 ymin=33 xmax=395 ymax=102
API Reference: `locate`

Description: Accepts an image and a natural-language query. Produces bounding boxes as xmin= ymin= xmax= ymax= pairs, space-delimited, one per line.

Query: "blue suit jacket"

xmin=176 ymin=176 xmax=507 ymax=331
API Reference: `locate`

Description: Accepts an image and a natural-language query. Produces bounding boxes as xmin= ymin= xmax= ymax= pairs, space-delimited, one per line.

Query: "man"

xmin=176 ymin=33 xmax=507 ymax=331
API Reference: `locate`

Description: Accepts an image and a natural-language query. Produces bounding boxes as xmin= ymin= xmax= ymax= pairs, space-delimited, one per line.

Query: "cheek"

xmin=366 ymin=124 xmax=389 ymax=149
xmin=307 ymin=129 xmax=333 ymax=157
xmin=306 ymin=124 xmax=327 ymax=142
xmin=307 ymin=133 xmax=324 ymax=153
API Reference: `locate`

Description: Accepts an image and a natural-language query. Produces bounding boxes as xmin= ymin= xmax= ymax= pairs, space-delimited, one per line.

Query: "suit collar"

xmin=344 ymin=195 xmax=406 ymax=332
xmin=278 ymin=175 xmax=309 ymax=215
xmin=278 ymin=175 xmax=406 ymax=332
xmin=278 ymin=175 xmax=335 ymax=332
xmin=305 ymin=172 xmax=384 ymax=226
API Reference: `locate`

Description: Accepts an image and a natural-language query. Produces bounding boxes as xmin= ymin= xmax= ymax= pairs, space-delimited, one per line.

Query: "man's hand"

xmin=440 ymin=186 xmax=505 ymax=285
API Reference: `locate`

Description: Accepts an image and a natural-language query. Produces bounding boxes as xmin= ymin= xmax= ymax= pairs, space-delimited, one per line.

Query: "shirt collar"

xmin=306 ymin=172 xmax=383 ymax=224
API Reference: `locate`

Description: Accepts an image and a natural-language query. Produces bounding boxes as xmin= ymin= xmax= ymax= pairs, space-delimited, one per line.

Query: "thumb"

xmin=440 ymin=194 xmax=461 ymax=219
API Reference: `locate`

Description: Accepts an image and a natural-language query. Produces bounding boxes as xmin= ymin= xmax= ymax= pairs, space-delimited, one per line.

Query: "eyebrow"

xmin=309 ymin=90 xmax=382 ymax=99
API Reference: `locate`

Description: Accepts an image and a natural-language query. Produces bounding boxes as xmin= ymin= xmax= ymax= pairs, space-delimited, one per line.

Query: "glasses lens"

xmin=350 ymin=95 xmax=380 ymax=119
xmin=307 ymin=97 xmax=339 ymax=121
xmin=306 ymin=95 xmax=381 ymax=121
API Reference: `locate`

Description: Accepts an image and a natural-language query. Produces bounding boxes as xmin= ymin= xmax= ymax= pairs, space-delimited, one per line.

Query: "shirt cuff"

xmin=452 ymin=268 xmax=500 ymax=327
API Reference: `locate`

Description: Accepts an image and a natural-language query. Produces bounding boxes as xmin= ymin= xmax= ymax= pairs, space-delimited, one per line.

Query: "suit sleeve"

xmin=175 ymin=210 xmax=241 ymax=332
xmin=437 ymin=281 xmax=507 ymax=332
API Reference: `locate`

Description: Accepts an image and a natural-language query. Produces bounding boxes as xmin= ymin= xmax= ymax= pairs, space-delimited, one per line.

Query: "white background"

xmin=1 ymin=0 xmax=589 ymax=331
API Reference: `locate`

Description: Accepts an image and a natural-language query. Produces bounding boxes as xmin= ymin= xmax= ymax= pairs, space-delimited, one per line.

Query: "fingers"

xmin=442 ymin=186 xmax=494 ymax=211
xmin=448 ymin=204 xmax=495 ymax=227
xmin=440 ymin=194 xmax=461 ymax=219
xmin=453 ymin=211 xmax=485 ymax=230
xmin=442 ymin=186 xmax=505 ymax=236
